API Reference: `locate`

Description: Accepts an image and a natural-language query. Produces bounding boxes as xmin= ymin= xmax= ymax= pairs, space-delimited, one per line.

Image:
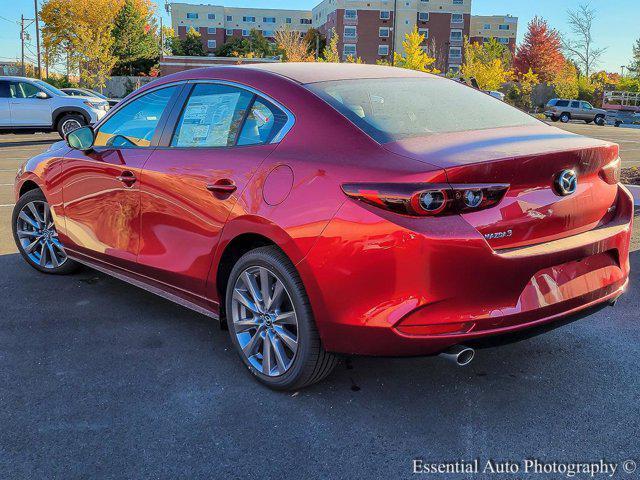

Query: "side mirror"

xmin=66 ymin=126 xmax=95 ymax=151
xmin=35 ymin=91 xmax=49 ymax=99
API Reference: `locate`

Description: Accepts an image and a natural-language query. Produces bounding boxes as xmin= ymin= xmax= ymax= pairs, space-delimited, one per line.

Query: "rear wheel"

xmin=225 ymin=246 xmax=338 ymax=390
xmin=57 ymin=113 xmax=86 ymax=138
xmin=550 ymin=116 xmax=559 ymax=122
xmin=12 ymin=189 xmax=79 ymax=274
xmin=560 ymin=113 xmax=571 ymax=123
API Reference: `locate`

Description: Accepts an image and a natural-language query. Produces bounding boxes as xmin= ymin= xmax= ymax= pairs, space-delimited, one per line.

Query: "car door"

xmin=137 ymin=81 xmax=290 ymax=297
xmin=60 ymin=84 xmax=182 ymax=269
xmin=0 ymin=80 xmax=10 ymax=126
xmin=580 ymin=102 xmax=594 ymax=120
xmin=8 ymin=81 xmax=52 ymax=126
xmin=570 ymin=101 xmax=582 ymax=120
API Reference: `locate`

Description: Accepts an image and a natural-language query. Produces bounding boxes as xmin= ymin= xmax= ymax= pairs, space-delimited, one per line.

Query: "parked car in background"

xmin=61 ymin=87 xmax=120 ymax=107
xmin=544 ymin=98 xmax=607 ymax=125
xmin=486 ymin=90 xmax=505 ymax=101
xmin=605 ymin=110 xmax=640 ymax=127
xmin=0 ymin=76 xmax=110 ymax=137
xmin=12 ymin=64 xmax=632 ymax=390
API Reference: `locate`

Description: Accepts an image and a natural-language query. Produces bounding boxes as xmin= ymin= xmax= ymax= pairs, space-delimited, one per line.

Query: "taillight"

xmin=341 ymin=183 xmax=509 ymax=217
xmin=600 ymin=158 xmax=621 ymax=184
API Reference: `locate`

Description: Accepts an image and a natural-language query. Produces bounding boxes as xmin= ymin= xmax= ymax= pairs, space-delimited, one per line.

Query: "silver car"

xmin=544 ymin=98 xmax=607 ymax=126
xmin=0 ymin=76 xmax=109 ymax=137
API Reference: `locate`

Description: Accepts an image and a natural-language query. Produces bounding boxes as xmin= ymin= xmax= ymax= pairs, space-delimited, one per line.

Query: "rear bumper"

xmin=300 ymin=186 xmax=633 ymax=356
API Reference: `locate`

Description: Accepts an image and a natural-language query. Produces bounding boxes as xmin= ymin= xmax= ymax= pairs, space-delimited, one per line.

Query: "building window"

xmin=345 ymin=9 xmax=357 ymax=20
xmin=451 ymin=13 xmax=463 ymax=23
xmin=286 ymin=17 xmax=292 ymax=24
xmin=263 ymin=30 xmax=275 ymax=37
xmin=226 ymin=15 xmax=232 ymax=21
xmin=343 ymin=44 xmax=357 ymax=57
xmin=242 ymin=29 xmax=250 ymax=36
xmin=226 ymin=28 xmax=234 ymax=35
xmin=378 ymin=44 xmax=389 ymax=56
xmin=300 ymin=18 xmax=312 ymax=24
xmin=498 ymin=37 xmax=510 ymax=44
xmin=498 ymin=24 xmax=510 ymax=30
xmin=450 ymin=29 xmax=463 ymax=41
xmin=483 ymin=23 xmax=491 ymax=30
xmin=379 ymin=27 xmax=389 ymax=38
xmin=186 ymin=12 xmax=198 ymax=19
xmin=453 ymin=0 xmax=463 ymax=4
xmin=263 ymin=17 xmax=276 ymax=23
xmin=243 ymin=16 xmax=255 ymax=23
xmin=344 ymin=26 xmax=357 ymax=38
xmin=207 ymin=40 xmax=217 ymax=49
xmin=449 ymin=46 xmax=462 ymax=59
xmin=207 ymin=13 xmax=215 ymax=20
xmin=419 ymin=28 xmax=429 ymax=39
xmin=207 ymin=27 xmax=216 ymax=34
xmin=418 ymin=12 xmax=429 ymax=22
xmin=380 ymin=10 xmax=391 ymax=20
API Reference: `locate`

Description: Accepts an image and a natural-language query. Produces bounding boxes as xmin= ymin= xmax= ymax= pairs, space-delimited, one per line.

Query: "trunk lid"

xmin=384 ymin=125 xmax=620 ymax=249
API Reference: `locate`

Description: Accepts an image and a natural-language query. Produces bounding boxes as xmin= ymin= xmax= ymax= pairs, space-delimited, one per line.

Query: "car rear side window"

xmin=555 ymin=100 xmax=570 ymax=107
xmin=306 ymin=77 xmax=540 ymax=143
xmin=171 ymin=83 xmax=253 ymax=148
xmin=237 ymin=98 xmax=288 ymax=146
xmin=94 ymin=86 xmax=179 ymax=148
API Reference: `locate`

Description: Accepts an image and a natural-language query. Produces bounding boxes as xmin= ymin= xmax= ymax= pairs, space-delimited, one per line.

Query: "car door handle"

xmin=116 ymin=171 xmax=137 ymax=186
xmin=206 ymin=180 xmax=237 ymax=194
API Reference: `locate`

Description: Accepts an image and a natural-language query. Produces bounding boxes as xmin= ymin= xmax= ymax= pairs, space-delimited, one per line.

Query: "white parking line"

xmin=0 ymin=204 xmax=15 ymax=207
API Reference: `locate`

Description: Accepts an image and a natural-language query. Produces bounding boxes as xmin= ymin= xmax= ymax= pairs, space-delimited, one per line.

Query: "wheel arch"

xmin=18 ymin=179 xmax=42 ymax=197
xmin=52 ymin=107 xmax=90 ymax=129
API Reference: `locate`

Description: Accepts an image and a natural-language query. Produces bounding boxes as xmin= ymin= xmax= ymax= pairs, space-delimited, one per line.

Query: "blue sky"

xmin=1 ymin=0 xmax=638 ymax=74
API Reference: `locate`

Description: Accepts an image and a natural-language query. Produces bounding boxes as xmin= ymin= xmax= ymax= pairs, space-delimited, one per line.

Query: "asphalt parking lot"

xmin=0 ymin=128 xmax=639 ymax=479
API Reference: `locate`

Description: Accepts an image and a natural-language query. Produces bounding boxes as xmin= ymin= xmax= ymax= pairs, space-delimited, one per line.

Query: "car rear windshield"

xmin=306 ymin=77 xmax=540 ymax=143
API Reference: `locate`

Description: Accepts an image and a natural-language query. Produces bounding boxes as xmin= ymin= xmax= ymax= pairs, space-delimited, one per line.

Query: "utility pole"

xmin=34 ymin=0 xmax=41 ymax=78
xmin=621 ymin=66 xmax=626 ymax=77
xmin=20 ymin=15 xmax=25 ymax=76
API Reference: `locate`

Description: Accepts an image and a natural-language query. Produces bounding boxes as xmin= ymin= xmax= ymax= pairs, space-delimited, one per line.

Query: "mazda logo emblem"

xmin=554 ymin=170 xmax=578 ymax=196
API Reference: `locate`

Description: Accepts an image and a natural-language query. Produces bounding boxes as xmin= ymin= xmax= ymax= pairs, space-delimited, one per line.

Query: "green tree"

xmin=181 ymin=27 xmax=206 ymax=56
xmin=630 ymin=38 xmax=640 ymax=78
xmin=393 ymin=27 xmax=439 ymax=73
xmin=248 ymin=29 xmax=274 ymax=57
xmin=303 ymin=28 xmax=326 ymax=58
xmin=111 ymin=0 xmax=159 ymax=75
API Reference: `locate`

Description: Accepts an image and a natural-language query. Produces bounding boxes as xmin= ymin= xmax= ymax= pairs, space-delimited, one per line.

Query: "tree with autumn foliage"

xmin=461 ymin=38 xmax=513 ymax=90
xmin=393 ymin=27 xmax=439 ymax=73
xmin=515 ymin=16 xmax=565 ymax=84
xmin=275 ymin=27 xmax=314 ymax=62
xmin=553 ymin=61 xmax=580 ymax=99
xmin=321 ymin=29 xmax=340 ymax=63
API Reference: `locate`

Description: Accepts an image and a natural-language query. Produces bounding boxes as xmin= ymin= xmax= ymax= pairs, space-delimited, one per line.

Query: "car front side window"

xmin=171 ymin=83 xmax=253 ymax=148
xmin=11 ymin=82 xmax=41 ymax=99
xmin=94 ymin=86 xmax=179 ymax=148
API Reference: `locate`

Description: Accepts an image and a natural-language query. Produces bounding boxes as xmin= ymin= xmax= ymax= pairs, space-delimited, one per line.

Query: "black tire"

xmin=550 ymin=116 xmax=559 ymax=122
xmin=56 ymin=113 xmax=86 ymax=138
xmin=595 ymin=115 xmax=605 ymax=126
xmin=12 ymin=189 xmax=80 ymax=275
xmin=615 ymin=121 xmax=622 ymax=128
xmin=225 ymin=245 xmax=338 ymax=390
xmin=560 ymin=113 xmax=571 ymax=123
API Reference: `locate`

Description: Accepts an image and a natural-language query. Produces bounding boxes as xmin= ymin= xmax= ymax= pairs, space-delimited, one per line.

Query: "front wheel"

xmin=225 ymin=246 xmax=338 ymax=390
xmin=57 ymin=113 xmax=86 ymax=138
xmin=595 ymin=115 xmax=605 ymax=126
xmin=560 ymin=113 xmax=571 ymax=123
xmin=12 ymin=189 xmax=79 ymax=274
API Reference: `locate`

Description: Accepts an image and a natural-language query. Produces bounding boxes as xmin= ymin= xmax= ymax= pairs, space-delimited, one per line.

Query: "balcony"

xmin=343 ymin=14 xmax=358 ymax=25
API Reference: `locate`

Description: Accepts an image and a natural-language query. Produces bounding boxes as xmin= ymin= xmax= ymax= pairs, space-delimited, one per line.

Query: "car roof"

xmin=0 ymin=76 xmax=38 ymax=82
xmin=232 ymin=62 xmax=436 ymax=84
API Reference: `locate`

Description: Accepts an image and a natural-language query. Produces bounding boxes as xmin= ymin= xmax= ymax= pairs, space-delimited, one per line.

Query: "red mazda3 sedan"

xmin=12 ymin=64 xmax=633 ymax=389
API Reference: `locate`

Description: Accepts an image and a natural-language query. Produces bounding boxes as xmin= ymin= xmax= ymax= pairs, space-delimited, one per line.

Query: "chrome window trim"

xmin=185 ymin=79 xmax=296 ymax=144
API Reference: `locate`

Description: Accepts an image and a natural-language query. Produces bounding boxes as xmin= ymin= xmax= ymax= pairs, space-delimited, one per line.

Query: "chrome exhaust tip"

xmin=439 ymin=345 xmax=475 ymax=366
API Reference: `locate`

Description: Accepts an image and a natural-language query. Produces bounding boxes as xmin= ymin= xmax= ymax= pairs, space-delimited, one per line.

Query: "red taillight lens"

xmin=600 ymin=158 xmax=621 ymax=185
xmin=341 ymin=183 xmax=509 ymax=217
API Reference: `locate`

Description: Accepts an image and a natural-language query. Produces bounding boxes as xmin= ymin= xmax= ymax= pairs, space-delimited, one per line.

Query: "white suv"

xmin=0 ymin=76 xmax=110 ymax=137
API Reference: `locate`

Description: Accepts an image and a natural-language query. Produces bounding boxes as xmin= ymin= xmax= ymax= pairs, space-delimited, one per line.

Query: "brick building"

xmin=169 ymin=1 xmax=517 ymax=73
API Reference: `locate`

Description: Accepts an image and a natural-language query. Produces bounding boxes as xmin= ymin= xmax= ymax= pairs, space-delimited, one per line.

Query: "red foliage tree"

xmin=515 ymin=16 xmax=565 ymax=83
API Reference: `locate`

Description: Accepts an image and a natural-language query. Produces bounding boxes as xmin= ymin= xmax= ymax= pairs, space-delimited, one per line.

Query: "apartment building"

xmin=169 ymin=2 xmax=516 ymax=72
xmin=170 ymin=3 xmax=313 ymax=53
xmin=469 ymin=15 xmax=518 ymax=53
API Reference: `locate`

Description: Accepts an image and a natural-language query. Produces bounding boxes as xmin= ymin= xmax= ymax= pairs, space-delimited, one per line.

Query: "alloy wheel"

xmin=61 ymin=119 xmax=82 ymax=135
xmin=231 ymin=266 xmax=299 ymax=377
xmin=16 ymin=200 xmax=67 ymax=269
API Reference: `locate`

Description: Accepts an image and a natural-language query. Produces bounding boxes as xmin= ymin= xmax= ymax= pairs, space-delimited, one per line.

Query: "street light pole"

xmin=391 ymin=0 xmax=397 ymax=62
xmin=21 ymin=15 xmax=25 ymax=76
xmin=621 ymin=65 xmax=626 ymax=77
xmin=34 ymin=0 xmax=41 ymax=79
